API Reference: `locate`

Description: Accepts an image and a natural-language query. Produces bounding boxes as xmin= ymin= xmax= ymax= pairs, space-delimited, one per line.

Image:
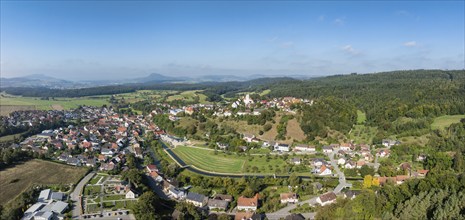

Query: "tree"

xmin=363 ymin=175 xmax=373 ymax=188
xmin=133 ymin=191 xmax=159 ymax=220
xmin=289 ymin=172 xmax=301 ymax=187
xmin=360 ymin=165 xmax=375 ymax=177
xmin=453 ymin=150 xmax=464 ymax=173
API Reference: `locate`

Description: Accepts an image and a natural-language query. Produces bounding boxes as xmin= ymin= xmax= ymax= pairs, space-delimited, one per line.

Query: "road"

xmin=329 ymin=149 xmax=352 ymax=193
xmin=267 ymin=148 xmax=351 ymax=218
xmin=70 ymin=172 xmax=95 ymax=219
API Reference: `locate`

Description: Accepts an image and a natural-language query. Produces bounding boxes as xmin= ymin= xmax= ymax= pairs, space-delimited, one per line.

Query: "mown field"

xmin=431 ymin=115 xmax=465 ymax=130
xmin=0 ymin=159 xmax=88 ymax=205
xmin=171 ymin=146 xmax=288 ymax=174
xmin=0 ymin=95 xmax=109 ymax=115
xmin=165 ymin=90 xmax=210 ymax=103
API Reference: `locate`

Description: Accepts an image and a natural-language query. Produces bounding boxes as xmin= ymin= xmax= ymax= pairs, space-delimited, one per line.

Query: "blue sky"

xmin=1 ymin=1 xmax=464 ymax=80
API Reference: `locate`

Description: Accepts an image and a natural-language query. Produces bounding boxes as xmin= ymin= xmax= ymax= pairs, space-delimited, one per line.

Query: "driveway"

xmin=70 ymin=172 xmax=95 ymax=219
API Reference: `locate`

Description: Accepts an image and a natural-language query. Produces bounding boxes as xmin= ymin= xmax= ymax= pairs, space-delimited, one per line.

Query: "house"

xmin=356 ymin=160 xmax=366 ymax=168
xmin=416 ymin=169 xmax=429 ymax=177
xmin=217 ymin=142 xmax=229 ymax=150
xmin=294 ymin=144 xmax=316 ymax=153
xmin=125 ymin=188 xmax=139 ymax=199
xmin=378 ymin=175 xmax=410 ymax=186
xmin=377 ymin=149 xmax=390 ymax=158
xmin=318 ymin=165 xmax=332 ymax=176
xmin=285 ymin=214 xmax=305 ymax=220
xmin=382 ymin=139 xmax=400 ymax=148
xmin=339 ymin=143 xmax=352 ymax=151
xmin=274 ymin=143 xmax=290 ymax=152
xmin=213 ymin=194 xmax=233 ymax=202
xmin=316 ymin=192 xmax=337 ymax=206
xmin=66 ymin=157 xmax=81 ymax=166
xmin=146 ymin=164 xmax=158 ymax=173
xmin=322 ymin=146 xmax=333 ymax=153
xmin=237 ymin=193 xmax=259 ymax=211
xmin=243 ymin=134 xmax=255 ymax=143
xmin=280 ymin=193 xmax=298 ymax=204
xmin=167 ymin=186 xmax=185 ymax=199
xmin=416 ymin=154 xmax=427 ymax=161
xmin=235 ymin=211 xmax=262 ymax=220
xmin=344 ymin=161 xmax=356 ymax=169
xmin=207 ymin=199 xmax=229 ymax=211
xmin=186 ymin=192 xmax=207 ymax=207
xmin=344 ymin=190 xmax=361 ymax=200
xmin=290 ymin=158 xmax=301 ymax=165
xmin=337 ymin=157 xmax=346 ymax=165
xmin=311 ymin=158 xmax=326 ymax=167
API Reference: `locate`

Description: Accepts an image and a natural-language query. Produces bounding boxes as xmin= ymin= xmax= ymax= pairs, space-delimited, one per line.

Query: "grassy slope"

xmin=172 ymin=146 xmax=287 ymax=174
xmin=431 ymin=115 xmax=465 ymax=130
xmin=0 ymin=159 xmax=88 ymax=205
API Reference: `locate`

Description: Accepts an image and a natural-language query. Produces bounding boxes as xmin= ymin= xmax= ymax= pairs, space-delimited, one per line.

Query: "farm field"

xmin=431 ymin=115 xmax=465 ymax=130
xmin=165 ymin=90 xmax=210 ymax=103
xmin=0 ymin=95 xmax=109 ymax=115
xmin=171 ymin=146 xmax=288 ymax=174
xmin=0 ymin=159 xmax=88 ymax=205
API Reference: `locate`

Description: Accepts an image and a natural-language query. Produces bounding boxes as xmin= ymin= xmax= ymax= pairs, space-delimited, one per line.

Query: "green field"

xmin=0 ymin=95 xmax=109 ymax=115
xmin=173 ymin=146 xmax=244 ymax=173
xmin=431 ymin=115 xmax=465 ymax=130
xmin=165 ymin=90 xmax=209 ymax=103
xmin=172 ymin=146 xmax=288 ymax=174
xmin=349 ymin=125 xmax=377 ymax=144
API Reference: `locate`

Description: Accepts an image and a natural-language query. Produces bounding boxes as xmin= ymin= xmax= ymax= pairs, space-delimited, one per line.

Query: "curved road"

xmin=70 ymin=172 xmax=95 ymax=219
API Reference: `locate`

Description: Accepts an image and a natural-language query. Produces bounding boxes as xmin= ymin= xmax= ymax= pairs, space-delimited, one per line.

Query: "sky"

xmin=1 ymin=1 xmax=464 ymax=81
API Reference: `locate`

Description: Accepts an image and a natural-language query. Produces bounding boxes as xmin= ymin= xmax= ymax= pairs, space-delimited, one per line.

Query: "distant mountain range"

xmin=0 ymin=73 xmax=313 ymax=89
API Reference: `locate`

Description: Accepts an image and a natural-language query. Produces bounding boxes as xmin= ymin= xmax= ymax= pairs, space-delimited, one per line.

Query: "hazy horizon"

xmin=1 ymin=1 xmax=464 ymax=81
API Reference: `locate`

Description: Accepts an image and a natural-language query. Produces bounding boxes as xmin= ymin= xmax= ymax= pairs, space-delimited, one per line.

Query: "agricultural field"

xmin=0 ymin=94 xmax=109 ymax=115
xmin=431 ymin=115 xmax=465 ymax=130
xmin=0 ymin=159 xmax=88 ymax=205
xmin=172 ymin=146 xmax=288 ymax=174
xmin=112 ymin=90 xmax=176 ymax=103
xmin=165 ymin=90 xmax=210 ymax=103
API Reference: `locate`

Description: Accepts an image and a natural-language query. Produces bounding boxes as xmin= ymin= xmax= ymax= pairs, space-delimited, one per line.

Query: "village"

xmin=1 ymin=94 xmax=431 ymax=220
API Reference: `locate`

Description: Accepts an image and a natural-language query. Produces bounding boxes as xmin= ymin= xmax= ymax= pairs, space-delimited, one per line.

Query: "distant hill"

xmin=0 ymin=74 xmax=81 ymax=89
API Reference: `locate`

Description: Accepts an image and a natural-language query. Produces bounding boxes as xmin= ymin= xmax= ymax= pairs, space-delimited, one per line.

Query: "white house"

xmin=316 ymin=192 xmax=337 ymax=206
xmin=274 ymin=143 xmax=290 ymax=152
xmin=243 ymin=134 xmax=255 ymax=143
xmin=280 ymin=193 xmax=298 ymax=204
xmin=340 ymin=143 xmax=352 ymax=151
xmin=294 ymin=144 xmax=316 ymax=153
xmin=237 ymin=194 xmax=259 ymax=211
xmin=337 ymin=158 xmax=346 ymax=165
xmin=125 ymin=189 xmax=138 ymax=199
xmin=318 ymin=165 xmax=332 ymax=176
xmin=344 ymin=161 xmax=356 ymax=169
xmin=322 ymin=146 xmax=333 ymax=153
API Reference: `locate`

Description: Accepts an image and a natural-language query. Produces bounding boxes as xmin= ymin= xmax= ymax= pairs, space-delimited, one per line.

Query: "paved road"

xmin=268 ymin=149 xmax=352 ymax=217
xmin=70 ymin=172 xmax=95 ymax=219
xmin=329 ymin=150 xmax=352 ymax=193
